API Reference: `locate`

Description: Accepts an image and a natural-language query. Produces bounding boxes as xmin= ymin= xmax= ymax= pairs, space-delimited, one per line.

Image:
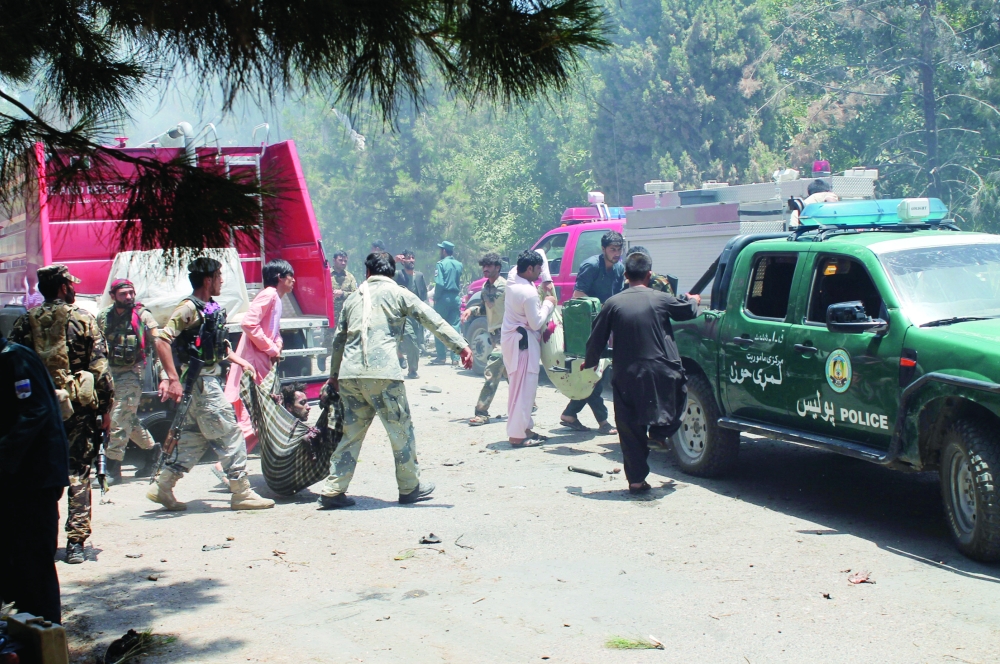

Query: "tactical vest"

xmin=102 ymin=306 xmax=146 ymax=368
xmin=174 ymin=297 xmax=228 ymax=367
xmin=27 ymin=303 xmax=73 ymax=390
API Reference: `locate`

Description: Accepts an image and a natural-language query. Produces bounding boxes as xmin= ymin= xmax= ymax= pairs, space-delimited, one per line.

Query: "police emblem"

xmin=826 ymin=348 xmax=852 ymax=393
xmin=14 ymin=378 xmax=31 ymax=399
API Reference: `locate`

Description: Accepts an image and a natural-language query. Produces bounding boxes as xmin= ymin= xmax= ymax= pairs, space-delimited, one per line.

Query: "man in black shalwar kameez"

xmin=583 ymin=252 xmax=700 ymax=493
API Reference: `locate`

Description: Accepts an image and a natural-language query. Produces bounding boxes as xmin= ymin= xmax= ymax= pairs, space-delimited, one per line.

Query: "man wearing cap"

xmin=9 ymin=264 xmax=114 ymax=565
xmin=97 ymin=279 xmax=162 ymax=484
xmin=148 ymin=257 xmax=274 ymax=511
xmin=431 ymin=241 xmax=463 ymax=365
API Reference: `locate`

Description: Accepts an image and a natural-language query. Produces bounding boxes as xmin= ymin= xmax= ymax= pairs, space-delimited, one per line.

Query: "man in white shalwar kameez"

xmin=501 ymin=250 xmax=556 ymax=446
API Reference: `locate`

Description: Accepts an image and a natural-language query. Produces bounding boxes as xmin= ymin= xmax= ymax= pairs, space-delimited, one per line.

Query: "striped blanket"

xmin=240 ymin=371 xmax=344 ymax=496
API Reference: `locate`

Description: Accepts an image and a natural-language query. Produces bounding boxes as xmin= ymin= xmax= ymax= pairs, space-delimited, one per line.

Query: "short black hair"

xmin=516 ymin=250 xmax=543 ymax=274
xmin=479 ymin=252 xmax=502 ymax=268
xmin=602 ymin=231 xmax=624 ymax=249
xmin=262 ymin=259 xmax=294 ymax=287
xmin=626 ymin=245 xmax=650 ymax=257
xmin=188 ymin=257 xmax=222 ymax=290
xmin=365 ymin=251 xmax=396 ymax=278
xmin=38 ymin=278 xmax=64 ymax=300
xmin=371 ymin=239 xmax=386 ymax=250
xmin=281 ymin=382 xmax=308 ymax=408
xmin=808 ymin=179 xmax=831 ymax=196
xmin=625 ymin=251 xmax=652 ymax=281
xmin=401 ymin=248 xmax=415 ymax=259
xmin=333 ymin=250 xmax=348 ymax=260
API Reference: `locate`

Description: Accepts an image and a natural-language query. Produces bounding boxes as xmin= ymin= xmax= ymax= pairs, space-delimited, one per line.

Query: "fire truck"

xmin=0 ymin=123 xmax=334 ymax=443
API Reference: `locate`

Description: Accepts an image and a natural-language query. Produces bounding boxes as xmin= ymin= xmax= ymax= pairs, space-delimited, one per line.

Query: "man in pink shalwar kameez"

xmin=224 ymin=259 xmax=296 ymax=451
xmin=501 ymin=250 xmax=556 ymax=446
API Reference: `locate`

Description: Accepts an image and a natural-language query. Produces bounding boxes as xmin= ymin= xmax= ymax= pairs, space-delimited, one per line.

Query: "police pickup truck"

xmin=672 ymin=197 xmax=1000 ymax=562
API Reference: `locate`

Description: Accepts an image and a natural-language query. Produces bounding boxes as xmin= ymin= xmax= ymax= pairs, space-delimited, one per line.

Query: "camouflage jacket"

xmin=466 ymin=276 xmax=506 ymax=334
xmin=331 ymin=270 xmax=358 ymax=317
xmin=623 ymin=273 xmax=675 ymax=296
xmin=98 ymin=304 xmax=160 ymax=375
xmin=9 ymin=300 xmax=114 ymax=413
xmin=331 ymin=276 xmax=467 ymax=380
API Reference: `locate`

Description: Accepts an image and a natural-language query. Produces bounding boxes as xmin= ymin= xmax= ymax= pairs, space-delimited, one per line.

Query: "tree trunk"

xmin=919 ymin=0 xmax=940 ymax=198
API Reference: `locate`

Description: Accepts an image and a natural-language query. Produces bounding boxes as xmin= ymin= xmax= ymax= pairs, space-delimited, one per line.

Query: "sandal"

xmin=468 ymin=415 xmax=490 ymax=426
xmin=597 ymin=422 xmax=618 ymax=436
xmin=629 ymin=481 xmax=652 ymax=494
xmin=525 ymin=430 xmax=549 ymax=441
xmin=510 ymin=438 xmax=543 ymax=448
xmin=560 ymin=417 xmax=590 ymax=432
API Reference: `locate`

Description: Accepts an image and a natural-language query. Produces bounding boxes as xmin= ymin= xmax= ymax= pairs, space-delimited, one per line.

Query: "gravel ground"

xmin=59 ymin=364 xmax=1000 ymax=663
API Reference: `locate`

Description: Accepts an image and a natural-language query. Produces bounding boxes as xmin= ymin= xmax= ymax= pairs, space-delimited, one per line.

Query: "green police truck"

xmin=671 ymin=197 xmax=1000 ymax=562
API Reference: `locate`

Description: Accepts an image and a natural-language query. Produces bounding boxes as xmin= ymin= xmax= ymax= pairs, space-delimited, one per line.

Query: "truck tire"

xmin=465 ymin=316 xmax=492 ymax=376
xmin=672 ymin=373 xmax=740 ymax=477
xmin=940 ymin=418 xmax=1000 ymax=562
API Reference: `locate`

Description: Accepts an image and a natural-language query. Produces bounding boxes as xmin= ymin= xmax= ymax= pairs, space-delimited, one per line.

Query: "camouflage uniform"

xmin=321 ymin=276 xmax=467 ymax=497
xmin=467 ymin=276 xmax=507 ymax=417
xmin=9 ymin=271 xmax=113 ymax=546
xmin=155 ymin=299 xmax=248 ymax=480
xmin=623 ymin=273 xmax=675 ymax=296
xmin=331 ymin=269 xmax=358 ymax=326
xmin=97 ymin=305 xmax=161 ymax=461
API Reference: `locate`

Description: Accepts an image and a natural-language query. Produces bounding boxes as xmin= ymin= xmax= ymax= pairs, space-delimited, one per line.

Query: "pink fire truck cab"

xmin=0 ymin=126 xmax=334 ymax=415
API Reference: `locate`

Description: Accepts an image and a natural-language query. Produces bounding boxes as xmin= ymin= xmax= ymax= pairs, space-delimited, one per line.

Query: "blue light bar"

xmin=799 ymin=198 xmax=949 ymax=227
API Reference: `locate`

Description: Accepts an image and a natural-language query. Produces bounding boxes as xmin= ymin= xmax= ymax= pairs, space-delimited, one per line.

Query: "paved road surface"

xmin=59 ymin=364 xmax=1000 ymax=663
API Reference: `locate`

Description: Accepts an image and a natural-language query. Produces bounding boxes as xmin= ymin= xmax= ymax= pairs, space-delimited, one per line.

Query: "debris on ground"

xmin=822 ymin=593 xmax=832 ymax=599
xmin=568 ymin=466 xmax=604 ymax=478
xmin=430 ymin=406 xmax=439 ymax=411
xmin=146 ymin=575 xmax=159 ymax=581
xmin=420 ymin=386 xmax=443 ymax=393
xmin=403 ymin=589 xmax=428 ymax=599
xmin=605 ymin=636 xmax=663 ymax=650
xmin=102 ymin=628 xmax=176 ymax=664
xmin=606 ymin=467 xmax=622 ymax=474
xmin=394 ymin=549 xmax=415 ymax=560
xmin=419 ymin=533 xmax=441 ymax=544
xmin=125 ymin=553 xmax=142 ymax=559
xmin=442 ymin=459 xmax=464 ymax=466
xmin=847 ymin=571 xmax=875 ymax=584
xmin=201 ymin=543 xmax=231 ymax=552
xmin=455 ymin=534 xmax=474 ymax=550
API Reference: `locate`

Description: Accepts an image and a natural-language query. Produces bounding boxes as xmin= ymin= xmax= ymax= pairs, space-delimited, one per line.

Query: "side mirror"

xmin=826 ymin=301 xmax=888 ymax=335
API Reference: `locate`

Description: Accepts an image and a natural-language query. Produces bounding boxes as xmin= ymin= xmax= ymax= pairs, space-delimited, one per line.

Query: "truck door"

xmin=784 ymin=253 xmax=901 ymax=448
xmin=720 ymin=249 xmax=802 ymax=425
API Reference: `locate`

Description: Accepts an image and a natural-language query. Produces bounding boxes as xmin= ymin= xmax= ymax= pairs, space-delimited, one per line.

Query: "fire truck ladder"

xmin=224 ymin=123 xmax=269 ymax=293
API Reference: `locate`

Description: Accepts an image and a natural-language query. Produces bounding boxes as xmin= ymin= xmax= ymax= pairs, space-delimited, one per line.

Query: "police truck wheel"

xmin=466 ymin=317 xmax=491 ymax=376
xmin=940 ymin=418 xmax=1000 ymax=563
xmin=672 ymin=373 xmax=740 ymax=477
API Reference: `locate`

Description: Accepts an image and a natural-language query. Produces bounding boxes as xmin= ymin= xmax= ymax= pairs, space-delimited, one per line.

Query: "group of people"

xmin=2 ymin=229 xmax=701 ymax=628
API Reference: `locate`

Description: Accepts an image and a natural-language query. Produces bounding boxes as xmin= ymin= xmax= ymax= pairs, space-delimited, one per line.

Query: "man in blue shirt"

xmin=431 ymin=241 xmax=464 ymax=365
xmin=561 ymin=230 xmax=624 ymax=435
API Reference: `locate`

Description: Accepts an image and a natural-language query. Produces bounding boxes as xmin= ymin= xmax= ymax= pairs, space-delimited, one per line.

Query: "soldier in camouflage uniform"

xmin=461 ymin=253 xmax=508 ymax=425
xmin=148 ymin=257 xmax=274 ymax=511
xmin=623 ymin=246 xmax=676 ymax=296
xmin=319 ymin=251 xmax=473 ymax=509
xmin=9 ymin=264 xmax=114 ymax=565
xmin=97 ymin=279 xmax=162 ymax=483
xmin=330 ymin=250 xmax=358 ymax=327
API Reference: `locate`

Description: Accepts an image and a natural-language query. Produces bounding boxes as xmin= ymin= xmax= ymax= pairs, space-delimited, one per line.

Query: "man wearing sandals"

xmin=561 ymin=230 xmax=625 ymax=436
xmin=501 ymin=250 xmax=556 ymax=446
xmin=581 ymin=251 xmax=700 ymax=493
xmin=462 ymin=253 xmax=506 ymax=426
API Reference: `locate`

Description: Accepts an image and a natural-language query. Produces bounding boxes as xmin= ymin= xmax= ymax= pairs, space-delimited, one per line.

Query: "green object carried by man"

xmin=562 ymin=296 xmax=601 ymax=357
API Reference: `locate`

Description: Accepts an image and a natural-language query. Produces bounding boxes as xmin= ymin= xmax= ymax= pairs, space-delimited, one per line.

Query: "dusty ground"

xmin=59 ymin=364 xmax=1000 ymax=663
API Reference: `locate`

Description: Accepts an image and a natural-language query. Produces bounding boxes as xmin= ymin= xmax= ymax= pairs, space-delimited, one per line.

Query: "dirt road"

xmin=60 ymin=364 xmax=1000 ymax=663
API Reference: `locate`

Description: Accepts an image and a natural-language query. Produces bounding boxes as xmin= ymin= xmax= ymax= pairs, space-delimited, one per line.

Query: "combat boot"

xmin=146 ymin=469 xmax=188 ymax=511
xmin=134 ymin=444 xmax=161 ymax=478
xmin=229 ymin=477 xmax=275 ymax=510
xmin=105 ymin=458 xmax=123 ymax=485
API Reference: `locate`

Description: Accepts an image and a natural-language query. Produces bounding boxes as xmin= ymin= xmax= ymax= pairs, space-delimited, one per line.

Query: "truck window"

xmin=535 ymin=232 xmax=569 ymax=275
xmin=744 ymin=253 xmax=798 ymax=320
xmin=807 ymin=256 xmax=884 ymax=323
xmin=572 ymin=230 xmax=606 ymax=274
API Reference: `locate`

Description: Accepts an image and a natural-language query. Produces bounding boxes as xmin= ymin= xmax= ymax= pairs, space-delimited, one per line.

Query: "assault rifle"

xmin=94 ymin=415 xmax=110 ymax=495
xmin=148 ymin=356 xmax=205 ymax=483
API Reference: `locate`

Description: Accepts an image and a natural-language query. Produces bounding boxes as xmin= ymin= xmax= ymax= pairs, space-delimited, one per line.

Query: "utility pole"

xmin=919 ymin=0 xmax=940 ymax=198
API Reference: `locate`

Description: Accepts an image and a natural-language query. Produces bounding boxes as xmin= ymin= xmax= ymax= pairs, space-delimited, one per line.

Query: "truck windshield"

xmin=879 ymin=242 xmax=1000 ymax=326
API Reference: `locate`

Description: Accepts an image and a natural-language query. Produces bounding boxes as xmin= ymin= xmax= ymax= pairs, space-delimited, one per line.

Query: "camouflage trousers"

xmin=66 ymin=413 xmax=98 ymax=544
xmin=107 ymin=370 xmax=156 ymax=461
xmin=165 ymin=374 xmax=248 ymax=480
xmin=475 ymin=349 xmax=507 ymax=416
xmin=321 ymin=378 xmax=419 ymax=496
